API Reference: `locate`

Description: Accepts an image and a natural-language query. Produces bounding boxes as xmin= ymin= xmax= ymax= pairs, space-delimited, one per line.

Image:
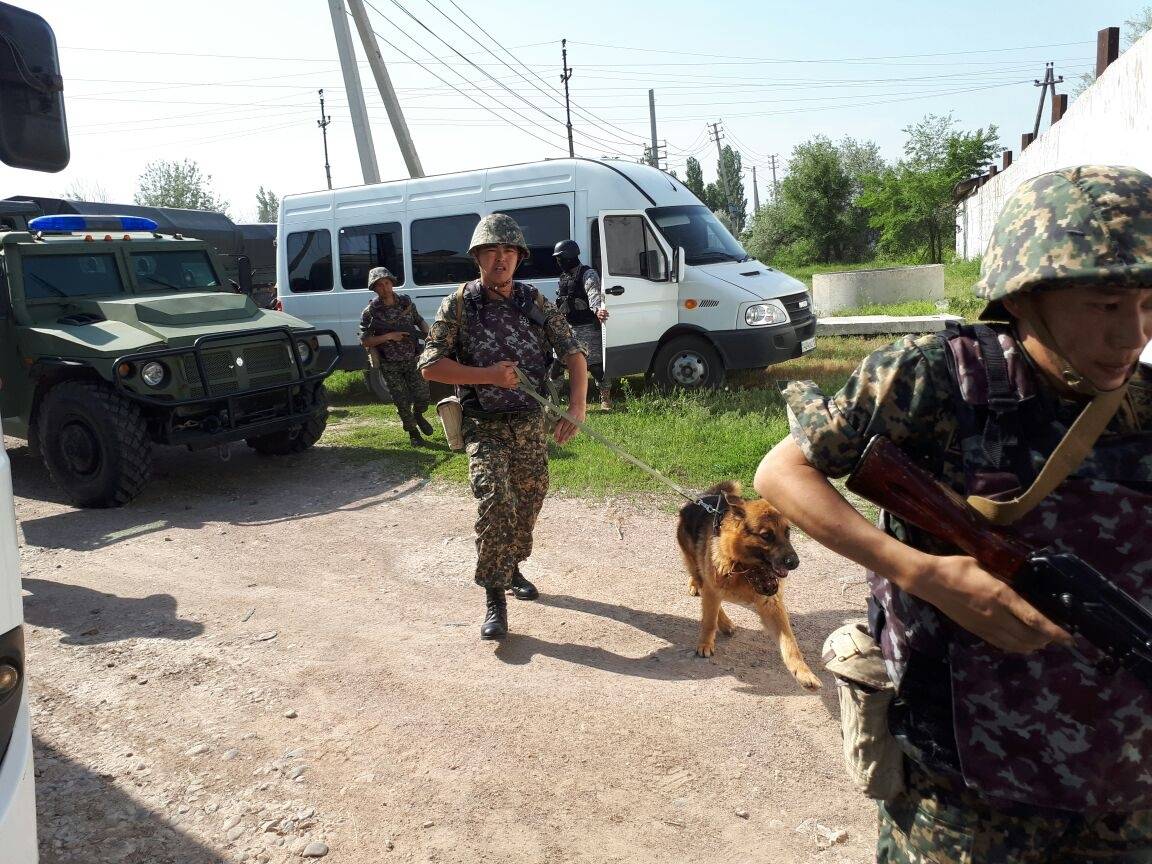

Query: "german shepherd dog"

xmin=676 ymin=482 xmax=821 ymax=690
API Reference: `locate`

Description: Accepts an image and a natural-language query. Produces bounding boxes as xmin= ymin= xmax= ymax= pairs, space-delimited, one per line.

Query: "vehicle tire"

xmin=246 ymin=384 xmax=329 ymax=455
xmin=651 ymin=336 xmax=725 ymax=391
xmin=37 ymin=381 xmax=152 ymax=508
xmin=363 ymin=368 xmax=393 ymax=403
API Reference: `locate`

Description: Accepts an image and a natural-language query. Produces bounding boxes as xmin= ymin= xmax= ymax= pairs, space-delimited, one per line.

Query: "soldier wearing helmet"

xmin=552 ymin=239 xmax=613 ymax=410
xmin=419 ymin=213 xmax=588 ymax=640
xmin=753 ymin=166 xmax=1152 ymax=861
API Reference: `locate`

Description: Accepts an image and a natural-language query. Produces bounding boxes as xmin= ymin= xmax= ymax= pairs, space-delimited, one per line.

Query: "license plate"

xmin=801 ymin=337 xmax=816 ymax=353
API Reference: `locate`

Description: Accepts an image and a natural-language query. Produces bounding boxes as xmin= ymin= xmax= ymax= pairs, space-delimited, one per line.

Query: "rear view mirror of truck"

xmin=0 ymin=2 xmax=69 ymax=172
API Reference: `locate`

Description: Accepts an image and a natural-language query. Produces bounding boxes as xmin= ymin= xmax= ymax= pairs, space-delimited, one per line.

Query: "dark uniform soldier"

xmin=754 ymin=166 xmax=1152 ymax=862
xmin=358 ymin=266 xmax=434 ymax=447
xmin=553 ymin=239 xmax=612 ymax=410
xmin=418 ymin=214 xmax=588 ymax=640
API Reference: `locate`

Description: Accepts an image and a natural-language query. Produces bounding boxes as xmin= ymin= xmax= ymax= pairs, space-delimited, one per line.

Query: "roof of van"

xmin=280 ymin=158 xmax=701 ymax=214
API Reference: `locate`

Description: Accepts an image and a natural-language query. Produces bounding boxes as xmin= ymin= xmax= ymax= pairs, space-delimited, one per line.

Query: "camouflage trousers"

xmin=877 ymin=761 xmax=1152 ymax=863
xmin=463 ymin=410 xmax=549 ymax=590
xmin=378 ymin=359 xmax=430 ymax=432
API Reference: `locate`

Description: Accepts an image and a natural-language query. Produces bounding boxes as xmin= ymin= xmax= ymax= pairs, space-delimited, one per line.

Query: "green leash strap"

xmin=514 ymin=368 xmax=717 ymax=514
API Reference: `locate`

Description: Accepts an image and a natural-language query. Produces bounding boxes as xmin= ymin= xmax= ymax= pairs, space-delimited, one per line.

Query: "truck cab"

xmin=0 ymin=214 xmax=340 ymax=507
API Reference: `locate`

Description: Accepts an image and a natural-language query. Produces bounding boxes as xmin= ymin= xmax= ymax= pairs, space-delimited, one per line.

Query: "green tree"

xmin=255 ymin=186 xmax=279 ymax=223
xmin=60 ymin=178 xmax=110 ymax=202
xmin=703 ymin=181 xmax=722 ymax=212
xmin=859 ymin=114 xmax=999 ymax=264
xmin=134 ymin=159 xmax=229 ymax=214
xmin=715 ymin=145 xmax=747 ymax=233
xmin=684 ymin=157 xmax=706 ymax=202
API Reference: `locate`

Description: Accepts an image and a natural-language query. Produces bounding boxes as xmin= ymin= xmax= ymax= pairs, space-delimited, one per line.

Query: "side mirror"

xmin=0 ymin=3 xmax=69 ymax=172
xmin=236 ymin=256 xmax=253 ymax=296
xmin=639 ymin=248 xmax=665 ymax=281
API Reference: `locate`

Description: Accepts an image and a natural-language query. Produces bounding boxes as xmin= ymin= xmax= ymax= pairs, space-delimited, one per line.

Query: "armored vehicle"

xmin=0 ymin=213 xmax=340 ymax=507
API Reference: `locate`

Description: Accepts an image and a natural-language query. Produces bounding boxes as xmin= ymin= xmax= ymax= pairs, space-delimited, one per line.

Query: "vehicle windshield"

xmin=22 ymin=253 xmax=125 ymax=299
xmin=130 ymin=250 xmax=220 ymax=292
xmin=647 ymin=205 xmax=751 ymax=265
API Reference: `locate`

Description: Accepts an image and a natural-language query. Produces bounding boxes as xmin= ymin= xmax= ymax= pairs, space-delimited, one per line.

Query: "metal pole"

xmin=327 ymin=0 xmax=380 ymax=185
xmin=318 ymin=89 xmax=333 ymax=190
xmin=769 ymin=154 xmax=779 ymax=201
xmin=751 ymin=165 xmax=759 ymax=212
xmin=648 ymin=89 xmax=658 ymax=167
xmin=347 ymin=0 xmax=424 ymax=178
xmin=561 ymin=39 xmax=574 ymax=158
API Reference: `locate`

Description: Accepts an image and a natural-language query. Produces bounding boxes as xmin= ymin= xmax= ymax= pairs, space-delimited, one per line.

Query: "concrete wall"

xmin=812 ymin=264 xmax=944 ymax=314
xmin=956 ymin=33 xmax=1152 ymax=259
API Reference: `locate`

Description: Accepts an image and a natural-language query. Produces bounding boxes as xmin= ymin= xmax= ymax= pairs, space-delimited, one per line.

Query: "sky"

xmin=0 ymin=0 xmax=1144 ymax=222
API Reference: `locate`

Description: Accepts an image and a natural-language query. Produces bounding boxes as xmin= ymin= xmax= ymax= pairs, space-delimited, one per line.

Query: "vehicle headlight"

xmin=295 ymin=340 xmax=312 ymax=364
xmin=745 ymin=303 xmax=789 ymax=326
xmin=141 ymin=361 xmax=166 ymax=387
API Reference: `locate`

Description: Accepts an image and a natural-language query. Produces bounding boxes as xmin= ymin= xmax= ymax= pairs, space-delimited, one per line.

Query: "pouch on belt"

xmin=822 ymin=622 xmax=905 ymax=800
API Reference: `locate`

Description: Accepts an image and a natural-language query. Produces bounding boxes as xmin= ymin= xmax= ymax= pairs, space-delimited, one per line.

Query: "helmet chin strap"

xmin=1013 ymin=295 xmax=1124 ymax=397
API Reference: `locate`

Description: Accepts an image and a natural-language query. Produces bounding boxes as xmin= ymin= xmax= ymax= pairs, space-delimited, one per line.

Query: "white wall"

xmin=956 ymin=33 xmax=1152 ymax=259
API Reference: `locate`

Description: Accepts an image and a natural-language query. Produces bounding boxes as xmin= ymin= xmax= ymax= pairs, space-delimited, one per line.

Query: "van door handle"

xmin=605 ymin=285 xmax=625 ymax=296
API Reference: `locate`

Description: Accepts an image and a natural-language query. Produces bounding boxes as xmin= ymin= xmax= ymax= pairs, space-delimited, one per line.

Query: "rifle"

xmin=845 ymin=435 xmax=1152 ymax=687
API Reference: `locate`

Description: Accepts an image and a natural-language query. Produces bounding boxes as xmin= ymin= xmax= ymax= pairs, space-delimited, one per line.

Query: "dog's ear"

xmin=721 ymin=491 xmax=746 ymax=518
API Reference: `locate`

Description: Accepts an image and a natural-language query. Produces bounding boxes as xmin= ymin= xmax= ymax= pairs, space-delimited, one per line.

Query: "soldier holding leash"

xmin=419 ymin=214 xmax=587 ymax=640
xmin=358 ymin=266 xmax=434 ymax=447
xmin=756 ymin=166 xmax=1152 ymax=861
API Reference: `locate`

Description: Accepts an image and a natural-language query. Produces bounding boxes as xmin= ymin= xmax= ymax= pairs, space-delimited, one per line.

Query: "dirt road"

xmin=12 ymin=437 xmax=878 ymax=864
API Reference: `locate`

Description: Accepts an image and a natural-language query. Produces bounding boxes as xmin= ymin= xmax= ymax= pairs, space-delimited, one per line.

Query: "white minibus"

xmin=277 ymin=158 xmax=815 ymax=389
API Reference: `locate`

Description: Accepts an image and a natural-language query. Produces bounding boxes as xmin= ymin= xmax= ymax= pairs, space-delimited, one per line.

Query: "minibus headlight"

xmin=745 ymin=303 xmax=789 ymax=326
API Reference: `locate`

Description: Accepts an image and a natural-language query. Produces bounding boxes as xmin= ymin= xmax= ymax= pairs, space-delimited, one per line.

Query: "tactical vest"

xmin=871 ymin=323 xmax=1152 ymax=812
xmin=456 ymin=280 xmax=551 ymax=414
xmin=556 ymin=265 xmax=598 ymax=327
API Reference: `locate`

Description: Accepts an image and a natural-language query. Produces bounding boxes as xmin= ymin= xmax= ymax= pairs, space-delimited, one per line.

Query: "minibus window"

xmin=499 ymin=204 xmax=570 ymax=280
xmin=647 ymin=205 xmax=749 ymax=266
xmin=603 ymin=215 xmax=667 ymax=281
xmin=412 ymin=214 xmax=480 ymax=285
xmin=339 ymin=222 xmax=404 ymax=288
xmin=286 ymin=230 xmax=333 ymax=293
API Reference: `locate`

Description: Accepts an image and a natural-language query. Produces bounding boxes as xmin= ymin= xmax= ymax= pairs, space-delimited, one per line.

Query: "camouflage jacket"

xmin=417 ymin=280 xmax=583 ymax=413
xmin=358 ymin=294 xmax=427 ymax=363
xmin=786 ymin=327 xmax=1152 ymax=811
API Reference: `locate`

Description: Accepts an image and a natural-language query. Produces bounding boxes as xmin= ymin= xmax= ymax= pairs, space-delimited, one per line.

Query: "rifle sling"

xmin=966 ymin=384 xmax=1128 ymax=525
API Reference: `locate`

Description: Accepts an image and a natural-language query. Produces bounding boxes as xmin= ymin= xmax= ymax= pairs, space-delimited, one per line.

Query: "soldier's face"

xmin=1009 ymin=285 xmax=1152 ymax=391
xmin=475 ymin=245 xmax=521 ymax=284
xmin=371 ymin=278 xmax=393 ymax=296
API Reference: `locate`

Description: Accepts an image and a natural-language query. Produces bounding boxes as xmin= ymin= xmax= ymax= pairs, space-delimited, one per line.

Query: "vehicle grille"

xmin=780 ymin=291 xmax=814 ymax=322
xmin=180 ymin=339 xmax=298 ymax=399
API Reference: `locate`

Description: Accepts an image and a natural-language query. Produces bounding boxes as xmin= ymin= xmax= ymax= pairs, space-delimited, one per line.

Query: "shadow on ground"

xmin=35 ymin=737 xmax=224 ymax=864
xmin=496 ymin=592 xmax=853 ymax=707
xmin=22 ymin=579 xmax=204 ymax=645
xmin=11 ymin=441 xmax=437 ymax=553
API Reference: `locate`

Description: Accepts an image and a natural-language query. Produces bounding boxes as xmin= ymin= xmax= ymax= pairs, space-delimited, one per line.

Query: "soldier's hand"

xmin=555 ymin=404 xmax=585 ymax=444
xmin=910 ymin=554 xmax=1073 ymax=653
xmin=381 ymin=332 xmax=407 ymax=342
xmin=596 ymin=309 xmax=609 ymax=322
xmin=487 ymin=360 xmax=519 ymax=388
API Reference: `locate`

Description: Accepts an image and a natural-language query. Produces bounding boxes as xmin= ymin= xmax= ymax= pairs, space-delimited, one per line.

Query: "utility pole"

xmin=751 ymin=165 xmax=760 ymax=212
xmin=1032 ymin=62 xmax=1063 ymax=139
xmin=768 ymin=153 xmax=780 ymax=201
xmin=347 ymin=0 xmax=424 ymax=178
xmin=709 ymin=120 xmax=733 ymax=217
xmin=317 ymin=89 xmax=333 ymax=190
xmin=648 ymin=89 xmax=658 ymax=168
xmin=561 ymin=39 xmax=574 ymax=158
xmin=327 ymin=0 xmax=379 ymax=185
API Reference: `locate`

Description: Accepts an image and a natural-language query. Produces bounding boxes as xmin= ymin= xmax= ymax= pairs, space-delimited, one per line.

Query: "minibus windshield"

xmin=647 ymin=205 xmax=751 ymax=265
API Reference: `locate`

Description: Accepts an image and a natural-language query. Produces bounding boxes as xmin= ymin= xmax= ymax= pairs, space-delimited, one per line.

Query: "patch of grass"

xmin=321 ymin=336 xmax=894 ymax=499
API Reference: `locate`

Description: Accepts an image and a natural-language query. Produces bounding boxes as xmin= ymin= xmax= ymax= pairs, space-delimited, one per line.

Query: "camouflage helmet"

xmin=975 ymin=165 xmax=1152 ymax=320
xmin=468 ymin=213 xmax=529 ymax=259
xmin=367 ymin=265 xmax=395 ymax=288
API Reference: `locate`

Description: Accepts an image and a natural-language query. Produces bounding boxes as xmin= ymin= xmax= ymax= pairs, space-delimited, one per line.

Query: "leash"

xmin=515 ymin=367 xmax=721 ymax=516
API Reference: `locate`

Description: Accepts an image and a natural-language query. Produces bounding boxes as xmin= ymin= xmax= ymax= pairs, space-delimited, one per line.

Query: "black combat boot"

xmin=414 ymin=412 xmax=434 ymax=435
xmin=480 ymin=587 xmax=508 ymax=639
xmin=407 ymin=429 xmax=425 ymax=447
xmin=508 ymin=567 xmax=539 ymax=601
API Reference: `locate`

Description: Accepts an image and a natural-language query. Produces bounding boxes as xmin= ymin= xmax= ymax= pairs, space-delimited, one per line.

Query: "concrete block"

xmin=816 ymin=314 xmax=962 ymax=337
xmin=811 ymin=265 xmax=945 ymax=315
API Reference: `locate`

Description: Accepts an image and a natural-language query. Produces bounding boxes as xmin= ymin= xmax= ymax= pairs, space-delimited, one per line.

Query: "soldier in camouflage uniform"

xmin=358 ymin=266 xmax=434 ymax=446
xmin=753 ymin=166 xmax=1152 ymax=862
xmin=419 ymin=214 xmax=588 ymax=640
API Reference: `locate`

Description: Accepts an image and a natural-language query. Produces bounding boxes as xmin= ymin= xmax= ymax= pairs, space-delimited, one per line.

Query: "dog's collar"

xmin=698 ymin=493 xmax=729 ymax=535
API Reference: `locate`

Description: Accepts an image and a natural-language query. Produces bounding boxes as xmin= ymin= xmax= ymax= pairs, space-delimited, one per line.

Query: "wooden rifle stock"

xmin=846 ymin=436 xmax=1032 ymax=582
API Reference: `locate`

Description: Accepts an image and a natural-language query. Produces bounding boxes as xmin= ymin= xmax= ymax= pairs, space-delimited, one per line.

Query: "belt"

xmin=462 ymin=406 xmax=542 ymax=422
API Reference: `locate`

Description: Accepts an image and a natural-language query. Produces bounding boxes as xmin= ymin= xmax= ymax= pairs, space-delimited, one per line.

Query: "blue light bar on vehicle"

xmin=28 ymin=215 xmax=160 ymax=233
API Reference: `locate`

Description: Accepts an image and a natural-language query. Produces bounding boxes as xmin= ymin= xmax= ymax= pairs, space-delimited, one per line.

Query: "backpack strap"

xmin=972 ymin=324 xmax=1019 ymax=469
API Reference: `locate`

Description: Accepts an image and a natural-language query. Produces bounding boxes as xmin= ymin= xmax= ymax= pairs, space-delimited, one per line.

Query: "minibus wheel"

xmin=652 ymin=336 xmax=724 ymax=391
